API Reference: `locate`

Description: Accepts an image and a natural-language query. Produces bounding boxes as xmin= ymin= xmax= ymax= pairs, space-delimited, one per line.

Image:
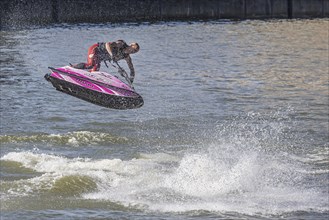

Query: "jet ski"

xmin=44 ymin=66 xmax=143 ymax=110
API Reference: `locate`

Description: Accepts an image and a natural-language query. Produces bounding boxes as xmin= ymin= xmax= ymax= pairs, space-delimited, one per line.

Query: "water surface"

xmin=1 ymin=19 xmax=328 ymax=219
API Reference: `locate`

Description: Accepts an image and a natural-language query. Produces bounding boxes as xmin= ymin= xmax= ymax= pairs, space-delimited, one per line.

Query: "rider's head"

xmin=125 ymin=42 xmax=140 ymax=54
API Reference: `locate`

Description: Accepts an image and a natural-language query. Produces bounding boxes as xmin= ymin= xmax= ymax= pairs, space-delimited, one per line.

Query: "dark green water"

xmin=1 ymin=19 xmax=328 ymax=219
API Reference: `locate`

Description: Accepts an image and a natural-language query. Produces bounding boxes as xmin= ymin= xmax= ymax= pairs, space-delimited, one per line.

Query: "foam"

xmin=1 ymin=145 xmax=328 ymax=215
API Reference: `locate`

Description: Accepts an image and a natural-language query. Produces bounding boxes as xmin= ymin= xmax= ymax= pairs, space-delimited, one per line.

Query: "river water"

xmin=1 ymin=19 xmax=328 ymax=219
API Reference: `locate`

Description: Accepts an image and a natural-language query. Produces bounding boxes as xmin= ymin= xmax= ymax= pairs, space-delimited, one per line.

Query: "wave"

xmin=0 ymin=160 xmax=41 ymax=181
xmin=1 ymin=148 xmax=328 ymax=216
xmin=50 ymin=175 xmax=97 ymax=196
xmin=0 ymin=131 xmax=128 ymax=146
xmin=1 ymin=110 xmax=328 ymax=215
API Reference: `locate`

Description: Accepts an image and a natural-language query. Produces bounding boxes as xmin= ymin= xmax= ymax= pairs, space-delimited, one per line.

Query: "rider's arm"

xmin=105 ymin=42 xmax=113 ymax=58
xmin=125 ymin=55 xmax=135 ymax=83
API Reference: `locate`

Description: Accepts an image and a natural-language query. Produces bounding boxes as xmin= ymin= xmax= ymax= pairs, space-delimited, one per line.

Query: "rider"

xmin=71 ymin=40 xmax=140 ymax=83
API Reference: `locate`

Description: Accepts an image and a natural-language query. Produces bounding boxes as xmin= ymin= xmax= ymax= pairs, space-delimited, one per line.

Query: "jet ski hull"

xmin=45 ymin=66 xmax=143 ymax=110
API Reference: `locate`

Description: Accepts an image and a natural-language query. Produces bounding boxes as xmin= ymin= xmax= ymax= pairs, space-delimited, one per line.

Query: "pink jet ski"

xmin=44 ymin=66 xmax=143 ymax=110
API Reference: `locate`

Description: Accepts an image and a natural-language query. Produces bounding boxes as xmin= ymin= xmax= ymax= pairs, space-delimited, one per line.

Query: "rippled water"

xmin=1 ymin=19 xmax=328 ymax=219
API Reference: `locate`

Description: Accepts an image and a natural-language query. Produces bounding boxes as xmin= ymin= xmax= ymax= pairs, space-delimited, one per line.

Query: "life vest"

xmin=109 ymin=40 xmax=129 ymax=62
xmin=97 ymin=42 xmax=111 ymax=61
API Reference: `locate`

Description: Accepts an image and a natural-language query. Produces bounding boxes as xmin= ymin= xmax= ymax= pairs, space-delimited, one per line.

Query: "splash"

xmin=1 ymin=111 xmax=328 ymax=215
xmin=1 ymin=146 xmax=327 ymax=216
